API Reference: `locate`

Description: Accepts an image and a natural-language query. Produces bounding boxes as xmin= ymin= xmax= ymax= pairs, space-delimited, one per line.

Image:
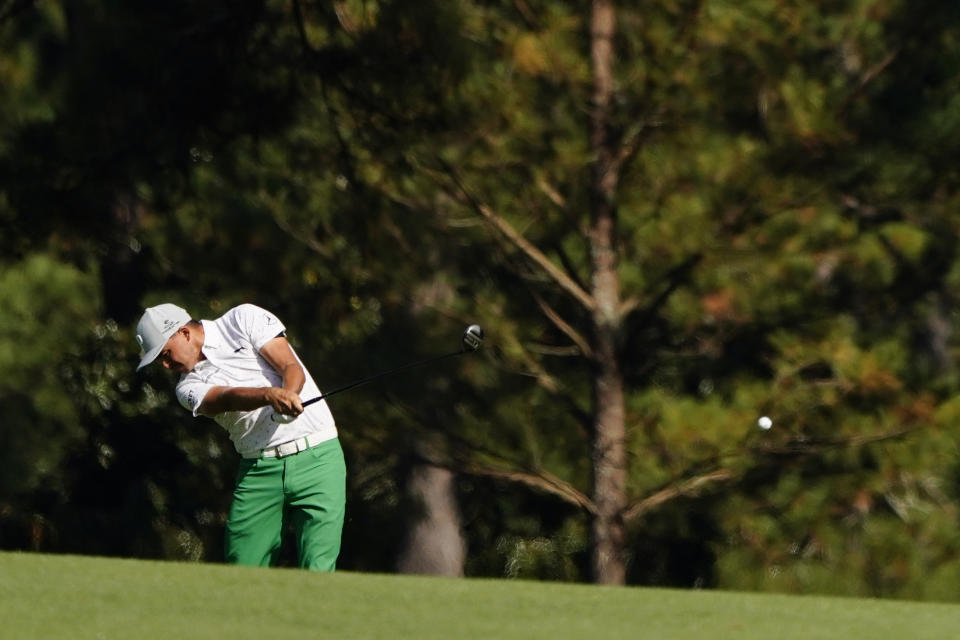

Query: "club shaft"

xmin=301 ymin=349 xmax=465 ymax=407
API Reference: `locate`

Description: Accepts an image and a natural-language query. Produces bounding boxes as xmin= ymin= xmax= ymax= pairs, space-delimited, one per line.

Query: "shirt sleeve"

xmin=231 ymin=304 xmax=287 ymax=351
xmin=176 ymin=378 xmax=213 ymax=417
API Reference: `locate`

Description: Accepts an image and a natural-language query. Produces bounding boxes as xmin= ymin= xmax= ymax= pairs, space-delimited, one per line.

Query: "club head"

xmin=462 ymin=324 xmax=484 ymax=351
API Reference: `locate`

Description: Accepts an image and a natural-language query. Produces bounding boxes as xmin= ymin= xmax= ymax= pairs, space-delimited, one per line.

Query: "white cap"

xmin=135 ymin=303 xmax=192 ymax=371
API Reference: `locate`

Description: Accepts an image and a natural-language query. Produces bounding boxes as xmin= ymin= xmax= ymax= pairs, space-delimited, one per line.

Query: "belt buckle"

xmin=276 ymin=440 xmax=299 ymax=458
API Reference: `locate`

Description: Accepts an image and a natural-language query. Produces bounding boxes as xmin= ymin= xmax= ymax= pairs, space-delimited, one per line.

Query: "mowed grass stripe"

xmin=1 ymin=552 xmax=957 ymax=639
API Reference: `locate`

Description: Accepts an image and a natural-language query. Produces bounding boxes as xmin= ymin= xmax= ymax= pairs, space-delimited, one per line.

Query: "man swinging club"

xmin=135 ymin=302 xmax=345 ymax=570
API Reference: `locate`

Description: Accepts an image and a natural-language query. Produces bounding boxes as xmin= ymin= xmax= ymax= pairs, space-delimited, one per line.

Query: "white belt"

xmin=243 ymin=434 xmax=321 ymax=460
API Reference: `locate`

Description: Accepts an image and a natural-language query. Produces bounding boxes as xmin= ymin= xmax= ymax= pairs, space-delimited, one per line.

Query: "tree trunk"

xmin=588 ymin=0 xmax=628 ymax=585
xmin=397 ymin=464 xmax=466 ymax=577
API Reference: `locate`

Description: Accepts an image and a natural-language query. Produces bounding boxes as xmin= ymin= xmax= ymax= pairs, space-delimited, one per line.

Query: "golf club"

xmin=272 ymin=324 xmax=484 ymax=423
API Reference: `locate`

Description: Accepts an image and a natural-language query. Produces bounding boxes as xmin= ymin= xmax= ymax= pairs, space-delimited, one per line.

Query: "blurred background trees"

xmin=3 ymin=0 xmax=960 ymax=599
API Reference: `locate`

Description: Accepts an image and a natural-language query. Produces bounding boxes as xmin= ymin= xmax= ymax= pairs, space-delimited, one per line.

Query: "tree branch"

xmin=428 ymin=454 xmax=598 ymax=515
xmin=434 ymin=159 xmax=597 ymax=312
xmin=858 ymin=50 xmax=899 ymax=89
xmin=532 ymin=293 xmax=594 ymax=359
xmin=383 ymin=399 xmax=595 ymax=513
xmin=623 ymin=468 xmax=738 ymax=523
xmin=751 ymin=425 xmax=922 ymax=456
xmin=291 ymin=0 xmax=315 ymax=54
xmin=840 ymin=49 xmax=900 ymax=113
xmin=622 ymin=423 xmax=928 ymax=525
xmin=511 ymin=0 xmax=540 ymax=29
xmin=533 ymin=176 xmax=592 ymax=288
xmin=624 ymin=252 xmax=702 ymax=324
xmin=505 ymin=340 xmax=564 ymax=394
xmin=536 ymin=176 xmax=568 ymax=210
xmin=610 ymin=111 xmax=666 ymax=180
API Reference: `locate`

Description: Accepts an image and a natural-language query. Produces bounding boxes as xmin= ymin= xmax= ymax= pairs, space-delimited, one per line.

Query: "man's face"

xmin=159 ymin=326 xmax=201 ymax=373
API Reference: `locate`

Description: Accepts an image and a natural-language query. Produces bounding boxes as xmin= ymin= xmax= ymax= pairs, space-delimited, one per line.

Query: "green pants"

xmin=226 ymin=437 xmax=346 ymax=570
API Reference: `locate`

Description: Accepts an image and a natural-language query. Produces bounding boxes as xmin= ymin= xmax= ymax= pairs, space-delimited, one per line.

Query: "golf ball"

xmin=757 ymin=416 xmax=772 ymax=430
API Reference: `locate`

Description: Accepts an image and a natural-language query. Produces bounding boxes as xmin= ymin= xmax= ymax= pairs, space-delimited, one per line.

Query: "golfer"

xmin=135 ymin=302 xmax=345 ymax=571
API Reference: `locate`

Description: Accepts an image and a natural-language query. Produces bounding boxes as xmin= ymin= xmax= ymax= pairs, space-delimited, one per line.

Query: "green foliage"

xmin=0 ymin=253 xmax=99 ymax=492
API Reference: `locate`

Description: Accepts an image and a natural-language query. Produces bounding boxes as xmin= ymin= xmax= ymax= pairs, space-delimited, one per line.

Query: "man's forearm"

xmin=198 ymin=387 xmax=275 ymax=416
xmin=197 ymin=338 xmax=307 ymax=417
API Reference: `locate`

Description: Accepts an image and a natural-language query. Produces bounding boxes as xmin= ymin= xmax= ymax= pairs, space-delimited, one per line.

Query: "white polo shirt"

xmin=175 ymin=304 xmax=337 ymax=457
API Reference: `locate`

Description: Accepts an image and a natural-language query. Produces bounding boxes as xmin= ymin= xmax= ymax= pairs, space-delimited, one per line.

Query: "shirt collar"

xmin=199 ymin=318 xmax=224 ymax=360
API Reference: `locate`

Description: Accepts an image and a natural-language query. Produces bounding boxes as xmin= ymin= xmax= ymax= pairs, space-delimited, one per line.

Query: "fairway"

xmin=1 ymin=552 xmax=958 ymax=639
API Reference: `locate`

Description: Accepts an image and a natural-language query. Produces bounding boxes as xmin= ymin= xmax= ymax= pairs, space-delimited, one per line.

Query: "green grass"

xmin=1 ymin=552 xmax=958 ymax=639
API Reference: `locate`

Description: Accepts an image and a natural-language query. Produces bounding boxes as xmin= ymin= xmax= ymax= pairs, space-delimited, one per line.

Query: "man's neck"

xmin=194 ymin=321 xmax=207 ymax=363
